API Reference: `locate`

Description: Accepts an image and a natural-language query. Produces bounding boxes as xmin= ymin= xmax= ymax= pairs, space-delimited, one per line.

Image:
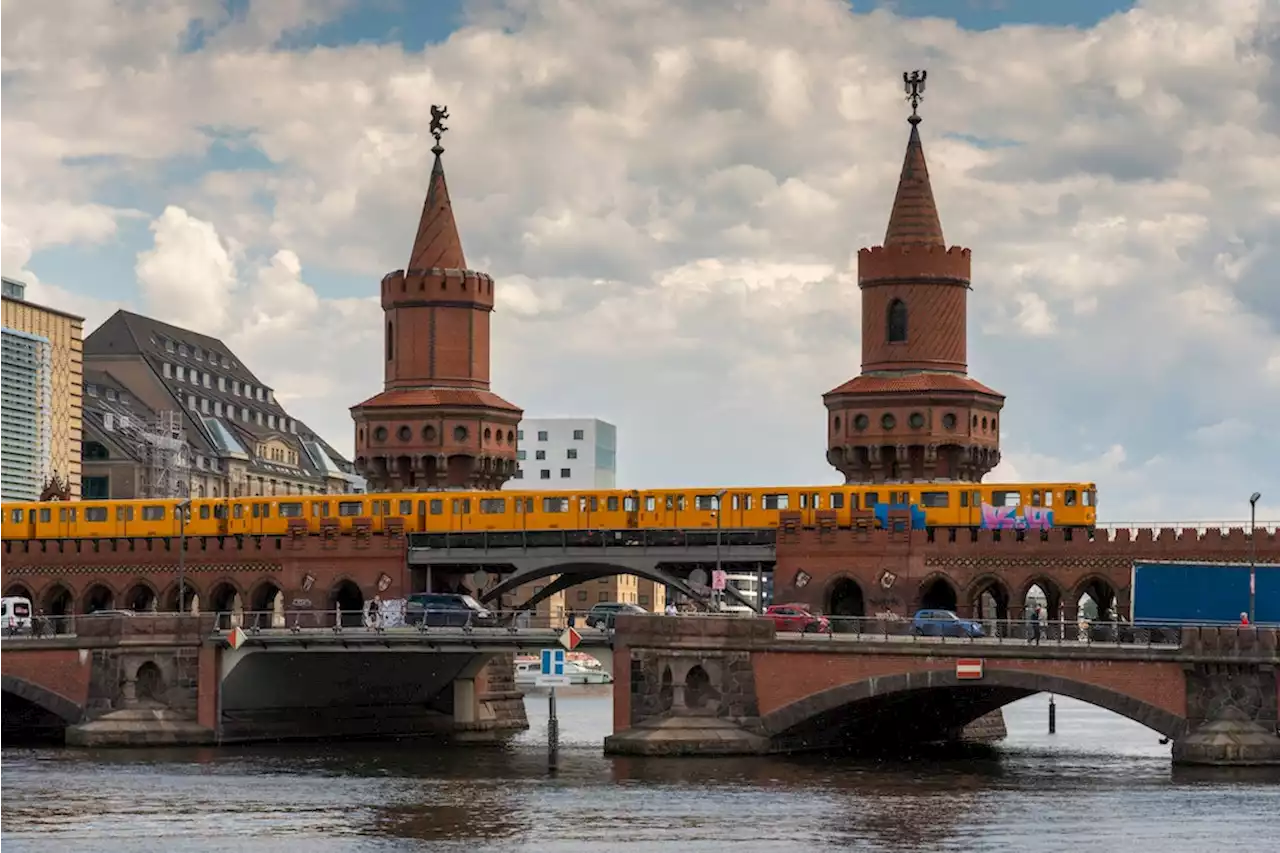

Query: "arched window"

xmin=887 ymin=299 xmax=908 ymax=343
xmin=386 ymin=321 xmax=394 ymax=361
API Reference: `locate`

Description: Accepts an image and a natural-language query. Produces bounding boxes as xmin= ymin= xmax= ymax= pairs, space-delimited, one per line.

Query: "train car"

xmin=0 ymin=481 xmax=1096 ymax=541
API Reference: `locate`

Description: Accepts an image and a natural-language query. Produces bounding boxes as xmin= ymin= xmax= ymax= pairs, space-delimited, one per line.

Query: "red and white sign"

xmin=559 ymin=626 xmax=582 ymax=651
xmin=956 ymin=658 xmax=984 ymax=680
xmin=712 ymin=570 xmax=728 ymax=591
xmin=228 ymin=626 xmax=247 ymax=650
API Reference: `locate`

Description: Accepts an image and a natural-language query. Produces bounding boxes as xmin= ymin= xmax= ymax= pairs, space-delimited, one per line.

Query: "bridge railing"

xmin=407 ymin=528 xmax=778 ymax=552
xmin=1092 ymin=520 xmax=1278 ymax=534
xmin=801 ymin=615 xmax=1189 ymax=647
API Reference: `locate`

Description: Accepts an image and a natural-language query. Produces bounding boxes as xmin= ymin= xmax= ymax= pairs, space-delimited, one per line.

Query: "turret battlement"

xmin=858 ymin=244 xmax=971 ymax=285
xmin=381 ymin=267 xmax=496 ymax=309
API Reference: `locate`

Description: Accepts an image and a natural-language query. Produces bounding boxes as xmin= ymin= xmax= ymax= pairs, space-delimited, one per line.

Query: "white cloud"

xmin=3 ymin=0 xmax=1279 ymax=522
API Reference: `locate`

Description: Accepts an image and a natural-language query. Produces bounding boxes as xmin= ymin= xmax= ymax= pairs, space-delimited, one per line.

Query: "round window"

xmin=908 ymin=412 xmax=925 ymax=429
xmin=881 ymin=413 xmax=896 ymax=430
xmin=423 ymin=425 xmax=437 ymax=441
xmin=374 ymin=426 xmax=388 ymax=442
xmin=484 ymin=427 xmax=492 ymax=442
xmin=982 ymin=417 xmax=988 ymax=430
xmin=398 ymin=426 xmax=412 ymax=441
xmin=453 ymin=425 xmax=468 ymax=442
xmin=942 ymin=413 xmax=957 ymax=430
xmin=854 ymin=414 xmax=869 ymax=431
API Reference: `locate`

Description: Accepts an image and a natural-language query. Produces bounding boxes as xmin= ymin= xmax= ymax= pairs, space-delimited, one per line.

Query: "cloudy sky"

xmin=3 ymin=0 xmax=1278 ymax=524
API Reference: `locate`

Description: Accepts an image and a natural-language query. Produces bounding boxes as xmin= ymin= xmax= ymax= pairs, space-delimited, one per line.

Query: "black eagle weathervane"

xmin=903 ymin=69 xmax=927 ymax=123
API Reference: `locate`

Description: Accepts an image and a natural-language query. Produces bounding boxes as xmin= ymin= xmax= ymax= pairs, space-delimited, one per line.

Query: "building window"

xmin=515 ymin=469 xmax=524 ymax=479
xmin=517 ymin=450 xmax=526 ymax=461
xmin=887 ymin=299 xmax=908 ymax=343
xmin=560 ymin=468 xmax=571 ymax=478
xmin=203 ymin=372 xmax=210 ymax=387
xmin=386 ymin=321 xmax=393 ymax=361
xmin=537 ymin=430 xmax=548 ymax=441
xmin=162 ymin=363 xmax=172 ymax=378
xmin=567 ymin=449 xmax=578 ymax=460
xmin=200 ymin=398 xmax=210 ymax=413
xmin=573 ymin=429 xmax=584 ymax=440
xmin=535 ymin=450 xmax=546 ymax=460
xmin=517 ymin=430 xmax=524 ymax=441
xmin=539 ymin=469 xmax=550 ymax=480
xmin=215 ymin=402 xmax=223 ymax=416
xmin=188 ymin=395 xmax=197 ymax=410
xmin=165 ymin=339 xmax=175 ymax=353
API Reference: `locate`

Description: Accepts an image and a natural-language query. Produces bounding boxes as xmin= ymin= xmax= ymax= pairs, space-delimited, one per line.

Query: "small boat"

xmin=514 ymin=659 xmax=613 ymax=687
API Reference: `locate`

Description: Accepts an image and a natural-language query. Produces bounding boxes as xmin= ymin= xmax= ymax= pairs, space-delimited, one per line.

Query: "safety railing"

xmin=772 ymin=615 xmax=1206 ymax=647
xmin=407 ymin=528 xmax=778 ymax=552
xmin=1092 ymin=520 xmax=1278 ymax=533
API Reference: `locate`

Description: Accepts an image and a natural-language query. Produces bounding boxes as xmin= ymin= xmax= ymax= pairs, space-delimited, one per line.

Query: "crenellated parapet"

xmin=858 ymin=244 xmax=971 ymax=287
xmin=380 ymin=267 xmax=496 ymax=310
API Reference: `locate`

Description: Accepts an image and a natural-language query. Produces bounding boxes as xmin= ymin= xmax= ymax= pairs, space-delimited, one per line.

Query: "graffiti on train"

xmin=980 ymin=502 xmax=1054 ymax=531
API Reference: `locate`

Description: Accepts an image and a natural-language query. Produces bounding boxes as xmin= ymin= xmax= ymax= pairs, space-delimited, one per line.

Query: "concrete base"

xmin=604 ymin=716 xmax=770 ymax=756
xmin=66 ymin=709 xmax=215 ymax=748
xmin=960 ymin=709 xmax=1008 ymax=743
xmin=218 ymin=705 xmax=528 ymax=745
xmin=1173 ymin=709 xmax=1280 ymax=767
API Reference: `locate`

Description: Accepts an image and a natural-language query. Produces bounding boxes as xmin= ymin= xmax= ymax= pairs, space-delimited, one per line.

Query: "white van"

xmin=2 ymin=596 xmax=33 ymax=634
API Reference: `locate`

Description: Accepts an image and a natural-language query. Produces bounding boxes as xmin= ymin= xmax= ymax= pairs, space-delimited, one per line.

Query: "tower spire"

xmin=408 ymin=105 xmax=466 ymax=270
xmin=883 ymin=70 xmax=945 ymax=248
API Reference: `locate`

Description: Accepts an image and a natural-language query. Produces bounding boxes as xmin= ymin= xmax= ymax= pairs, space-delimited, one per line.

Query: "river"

xmin=2 ymin=692 xmax=1278 ymax=852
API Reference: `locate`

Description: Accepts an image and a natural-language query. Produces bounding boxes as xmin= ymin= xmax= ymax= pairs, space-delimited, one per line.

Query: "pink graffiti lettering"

xmin=980 ymin=503 xmax=1055 ymax=531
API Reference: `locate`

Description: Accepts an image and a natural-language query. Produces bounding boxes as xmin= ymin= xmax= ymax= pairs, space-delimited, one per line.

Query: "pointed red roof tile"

xmin=407 ymin=148 xmax=467 ymax=270
xmin=883 ymin=121 xmax=945 ymax=248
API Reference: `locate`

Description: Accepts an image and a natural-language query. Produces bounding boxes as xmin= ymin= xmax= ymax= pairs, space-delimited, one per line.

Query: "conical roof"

xmin=883 ymin=120 xmax=945 ymax=248
xmin=407 ymin=146 xmax=467 ymax=270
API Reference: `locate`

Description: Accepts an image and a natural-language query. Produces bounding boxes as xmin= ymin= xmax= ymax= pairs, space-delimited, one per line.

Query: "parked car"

xmin=764 ymin=603 xmax=831 ymax=634
xmin=406 ymin=593 xmax=497 ymax=628
xmin=585 ymin=602 xmax=647 ymax=630
xmin=911 ymin=609 xmax=985 ymax=638
xmin=1 ymin=596 xmax=32 ymax=635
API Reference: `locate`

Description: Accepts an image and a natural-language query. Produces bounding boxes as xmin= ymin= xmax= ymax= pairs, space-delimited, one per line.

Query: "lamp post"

xmin=1249 ymin=492 xmax=1261 ymax=625
xmin=177 ymin=498 xmax=191 ymax=614
xmin=714 ymin=489 xmax=727 ymax=613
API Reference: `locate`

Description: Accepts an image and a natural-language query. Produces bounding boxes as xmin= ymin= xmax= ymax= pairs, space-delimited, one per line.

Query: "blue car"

xmin=912 ymin=609 xmax=985 ymax=638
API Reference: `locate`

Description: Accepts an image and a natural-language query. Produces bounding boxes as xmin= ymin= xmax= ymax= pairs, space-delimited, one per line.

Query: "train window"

xmin=676 ymin=495 xmax=686 ymax=511
xmin=921 ymin=491 xmax=949 ymax=508
xmin=199 ymin=505 xmax=211 ymax=520
xmin=695 ymin=494 xmax=719 ymax=511
xmin=1043 ymin=491 xmax=1054 ymax=507
xmin=371 ymin=500 xmax=390 ymax=516
xmin=1084 ymin=489 xmax=1094 ymax=507
xmin=40 ymin=508 xmax=51 ymax=522
xmin=480 ymin=498 xmax=505 ymax=514
xmin=525 ymin=498 xmax=534 ymax=513
xmin=799 ymin=493 xmax=808 ymax=509
xmin=665 ymin=495 xmax=674 ymax=511
xmin=252 ymin=503 xmax=260 ymax=519
xmin=214 ymin=505 xmax=226 ymax=519
xmin=59 ymin=507 xmax=78 ymax=522
xmin=142 ymin=506 xmax=165 ymax=521
xmin=399 ymin=500 xmax=413 ymax=515
xmin=960 ymin=491 xmax=969 ymax=508
xmin=515 ymin=499 xmax=524 ymax=513
xmin=830 ymin=493 xmax=844 ymax=510
xmin=607 ymin=496 xmax=619 ymax=512
xmin=991 ymin=490 xmax=1021 ymax=507
xmin=261 ymin=503 xmax=271 ymax=518
xmin=233 ymin=505 xmax=244 ymax=519
xmin=645 ymin=496 xmax=656 ymax=512
xmin=9 ymin=508 xmax=22 ymax=523
xmin=1031 ymin=491 xmax=1042 ymax=507
xmin=542 ymin=497 xmax=569 ymax=513
xmin=589 ymin=496 xmax=598 ymax=512
xmin=84 ymin=507 xmax=108 ymax=522
xmin=430 ymin=500 xmax=443 ymax=515
xmin=279 ymin=502 xmax=304 ymax=517
xmin=452 ymin=499 xmax=471 ymax=514
xmin=624 ymin=496 xmax=637 ymax=512
xmin=762 ymin=493 xmax=789 ymax=511
xmin=865 ymin=493 xmax=879 ymax=507
xmin=1064 ymin=490 xmax=1078 ymax=506
xmin=338 ymin=501 xmax=363 ymax=516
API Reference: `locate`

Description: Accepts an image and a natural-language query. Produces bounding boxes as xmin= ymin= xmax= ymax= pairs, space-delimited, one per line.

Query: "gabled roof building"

xmin=81 ymin=310 xmax=359 ymax=500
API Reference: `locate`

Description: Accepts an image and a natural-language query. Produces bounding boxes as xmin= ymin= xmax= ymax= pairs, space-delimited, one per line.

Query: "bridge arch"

xmin=1072 ymin=573 xmax=1121 ymax=621
xmin=124 ymin=580 xmax=160 ymax=612
xmin=0 ymin=674 xmax=83 ymax=725
xmin=915 ymin=573 xmax=958 ymax=612
xmin=482 ymin=561 xmax=707 ymax=609
xmin=4 ymin=582 xmax=34 ymax=600
xmin=1020 ymin=576 xmax=1065 ymax=619
xmin=964 ymin=574 xmax=1011 ymax=622
xmin=760 ymin=667 xmax=1187 ymax=750
xmin=81 ymin=582 xmax=116 ymax=614
xmin=824 ymin=575 xmax=866 ymax=625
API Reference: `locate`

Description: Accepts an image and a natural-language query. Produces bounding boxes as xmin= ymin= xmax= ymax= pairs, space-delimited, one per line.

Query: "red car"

xmin=764 ymin=603 xmax=831 ymax=634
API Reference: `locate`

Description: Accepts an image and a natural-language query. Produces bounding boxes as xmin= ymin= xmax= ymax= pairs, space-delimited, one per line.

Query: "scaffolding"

xmin=138 ymin=410 xmax=190 ymax=499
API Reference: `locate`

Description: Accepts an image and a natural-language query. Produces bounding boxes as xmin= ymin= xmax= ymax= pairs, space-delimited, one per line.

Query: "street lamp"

xmin=1249 ymin=492 xmax=1261 ymax=625
xmin=176 ymin=498 xmax=191 ymax=615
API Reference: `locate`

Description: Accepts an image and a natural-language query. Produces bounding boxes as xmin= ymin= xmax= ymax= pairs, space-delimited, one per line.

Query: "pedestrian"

xmin=665 ymin=602 xmax=678 ymax=616
xmin=1240 ymin=612 xmax=1250 ymax=626
xmin=1030 ymin=604 xmax=1042 ymax=645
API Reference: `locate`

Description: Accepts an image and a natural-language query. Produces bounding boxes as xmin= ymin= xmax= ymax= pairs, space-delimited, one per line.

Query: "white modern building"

xmin=1 ymin=325 xmax=53 ymax=500
xmin=514 ymin=417 xmax=617 ymax=489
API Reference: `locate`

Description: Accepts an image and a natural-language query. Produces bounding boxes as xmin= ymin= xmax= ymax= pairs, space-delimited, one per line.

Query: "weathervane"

xmin=429 ymin=104 xmax=450 ymax=152
xmin=903 ymin=70 xmax=927 ymax=123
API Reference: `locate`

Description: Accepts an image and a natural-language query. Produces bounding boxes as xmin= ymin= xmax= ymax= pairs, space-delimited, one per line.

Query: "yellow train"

xmin=1 ymin=482 xmax=1095 ymax=541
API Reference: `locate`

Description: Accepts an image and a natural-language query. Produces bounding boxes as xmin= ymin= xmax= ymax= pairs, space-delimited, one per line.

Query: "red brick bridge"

xmin=604 ymin=615 xmax=1280 ymax=767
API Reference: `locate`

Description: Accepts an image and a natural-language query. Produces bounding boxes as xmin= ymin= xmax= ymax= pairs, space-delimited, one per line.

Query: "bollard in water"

xmin=548 ymin=687 xmax=560 ymax=774
xmin=1048 ymin=694 xmax=1057 ymax=734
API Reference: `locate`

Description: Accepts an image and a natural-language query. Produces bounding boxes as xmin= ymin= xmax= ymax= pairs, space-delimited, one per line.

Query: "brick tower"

xmin=351 ymin=106 xmax=521 ymax=491
xmin=824 ymin=73 xmax=1003 ymax=483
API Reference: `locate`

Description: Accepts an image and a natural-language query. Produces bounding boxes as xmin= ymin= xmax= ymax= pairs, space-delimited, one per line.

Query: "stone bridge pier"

xmin=604 ymin=616 xmax=1280 ymax=767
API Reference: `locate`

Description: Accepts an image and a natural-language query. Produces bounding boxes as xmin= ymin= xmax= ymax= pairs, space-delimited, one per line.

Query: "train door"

xmin=624 ymin=491 xmax=641 ymax=528
xmin=24 ymin=506 xmax=37 ymax=539
xmin=449 ymin=497 xmax=471 ymax=531
xmin=215 ymin=499 xmax=231 ymax=536
xmin=578 ymin=495 xmax=599 ymax=529
xmin=55 ymin=505 xmax=77 ymax=538
xmin=797 ymin=490 xmax=822 ymax=527
xmin=248 ymin=501 xmax=271 ymax=535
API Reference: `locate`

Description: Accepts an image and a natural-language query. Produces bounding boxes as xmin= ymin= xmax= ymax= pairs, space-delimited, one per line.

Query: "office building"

xmin=81 ymin=310 xmax=358 ymax=500
xmin=1 ymin=278 xmax=84 ymax=500
xmin=514 ymin=417 xmax=616 ymax=488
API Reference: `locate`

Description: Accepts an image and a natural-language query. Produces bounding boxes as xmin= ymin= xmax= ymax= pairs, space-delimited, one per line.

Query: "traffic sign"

xmin=712 ymin=570 xmax=728 ymax=591
xmin=541 ymin=648 xmax=566 ymax=676
xmin=228 ymin=626 xmax=247 ymax=650
xmin=559 ymin=626 xmax=582 ymax=651
xmin=956 ymin=658 xmax=984 ymax=680
xmin=536 ymin=674 xmax=572 ymax=688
